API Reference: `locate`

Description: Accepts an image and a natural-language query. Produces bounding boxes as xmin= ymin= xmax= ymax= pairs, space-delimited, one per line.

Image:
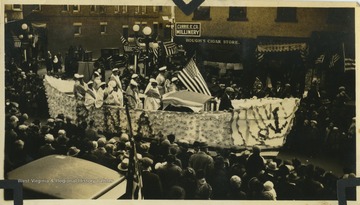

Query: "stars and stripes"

xmin=120 ymin=35 xmax=128 ymax=45
xmin=329 ymin=53 xmax=340 ymax=68
xmin=344 ymin=58 xmax=355 ymax=71
xmin=163 ymin=41 xmax=178 ymax=57
xmin=13 ymin=35 xmax=21 ymax=48
xmin=178 ymin=58 xmax=211 ymax=96
xmin=315 ymin=54 xmax=325 ymax=64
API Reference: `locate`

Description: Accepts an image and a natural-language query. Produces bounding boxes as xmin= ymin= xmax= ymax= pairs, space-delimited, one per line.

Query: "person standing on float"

xmin=84 ymin=81 xmax=97 ymax=110
xmin=73 ymin=73 xmax=88 ymax=123
xmin=144 ymin=78 xmax=161 ymax=110
xmin=156 ymin=66 xmax=167 ymax=95
xmin=126 ymin=79 xmax=142 ymax=109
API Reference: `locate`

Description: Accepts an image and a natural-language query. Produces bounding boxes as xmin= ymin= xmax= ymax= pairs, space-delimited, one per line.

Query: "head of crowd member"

xmin=99 ymin=82 xmax=106 ymax=90
xmin=149 ymin=78 xmax=158 ymax=88
xmin=94 ymin=71 xmax=100 ymax=78
xmin=159 ymin=66 xmax=167 ymax=74
xmin=44 ymin=134 xmax=55 ymax=144
xmin=230 ymin=175 xmax=242 ymax=189
xmin=310 ymin=120 xmax=317 ymax=128
xmin=140 ymin=157 xmax=153 ymax=171
xmin=225 ymin=87 xmax=235 ymax=97
xmin=9 ymin=115 xmax=19 ymax=128
xmin=130 ymin=79 xmax=138 ymax=89
xmin=168 ymin=186 xmax=186 ymax=199
xmin=131 ymin=73 xmax=139 ymax=82
xmin=112 ymin=68 xmax=119 ymax=76
xmin=199 ymin=141 xmax=209 ymax=153
xmin=87 ymin=81 xmax=94 ymax=90
xmin=252 ymin=145 xmax=261 ymax=156
xmin=171 ymin=77 xmax=179 ymax=84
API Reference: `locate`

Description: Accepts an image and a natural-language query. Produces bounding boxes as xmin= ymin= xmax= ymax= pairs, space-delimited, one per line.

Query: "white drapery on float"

xmin=44 ymin=75 xmax=300 ymax=149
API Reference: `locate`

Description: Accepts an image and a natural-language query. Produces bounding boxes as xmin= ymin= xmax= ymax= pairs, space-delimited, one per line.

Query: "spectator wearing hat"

xmin=144 ymin=78 xmax=161 ymax=110
xmin=208 ymin=156 xmax=229 ymax=199
xmin=219 ymin=87 xmax=234 ymax=111
xmin=95 ymin=82 xmax=107 ymax=108
xmin=38 ymin=134 xmax=56 ymax=157
xmin=84 ymin=81 xmax=97 ymax=110
xmin=109 ymin=68 xmax=123 ymax=91
xmin=125 ymin=79 xmax=142 ymax=109
xmin=67 ymin=146 xmax=81 ymax=157
xmin=64 ymin=116 xmax=77 ymax=139
xmin=140 ymin=157 xmax=163 ymax=199
xmin=179 ymin=167 xmax=197 ymax=199
xmin=246 ymin=145 xmax=266 ymax=178
xmin=227 ymin=175 xmax=247 ymax=200
xmin=263 ymin=181 xmax=277 ymax=200
xmin=277 ymin=172 xmax=302 ymax=200
xmin=188 ymin=141 xmax=214 ymax=178
xmin=54 ymin=129 xmax=69 ymax=155
xmin=156 ymin=66 xmax=167 ymax=95
xmin=194 ymin=169 xmax=213 ymax=199
xmin=84 ymin=120 xmax=99 ymax=141
xmin=259 ymin=161 xmax=278 ymax=183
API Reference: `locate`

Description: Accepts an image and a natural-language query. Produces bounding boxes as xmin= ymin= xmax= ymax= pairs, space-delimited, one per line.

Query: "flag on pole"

xmin=329 ymin=53 xmax=340 ymax=68
xmin=315 ymin=54 xmax=325 ymax=64
xmin=120 ymin=35 xmax=129 ymax=45
xmin=163 ymin=41 xmax=178 ymax=57
xmin=178 ymin=58 xmax=212 ymax=96
xmin=344 ymin=58 xmax=355 ymax=71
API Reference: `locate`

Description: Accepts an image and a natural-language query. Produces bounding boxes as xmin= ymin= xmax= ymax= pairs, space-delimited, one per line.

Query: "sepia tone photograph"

xmin=2 ymin=2 xmax=357 ymax=202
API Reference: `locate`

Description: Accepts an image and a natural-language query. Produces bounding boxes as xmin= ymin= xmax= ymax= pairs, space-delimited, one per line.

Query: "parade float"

xmin=44 ymin=75 xmax=300 ymax=149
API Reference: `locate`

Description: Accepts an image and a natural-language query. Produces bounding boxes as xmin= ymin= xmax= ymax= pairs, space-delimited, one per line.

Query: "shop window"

xmin=100 ymin=22 xmax=107 ymax=35
xmin=275 ymin=7 xmax=297 ymax=22
xmin=228 ymin=7 xmax=248 ymax=21
xmin=193 ymin=7 xmax=211 ymax=20
xmin=12 ymin=4 xmax=22 ymax=11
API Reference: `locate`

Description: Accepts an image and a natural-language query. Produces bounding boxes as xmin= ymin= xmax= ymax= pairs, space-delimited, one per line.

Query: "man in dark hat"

xmin=188 ymin=141 xmax=214 ymax=178
xmin=245 ymin=145 xmax=266 ymax=177
xmin=140 ymin=157 xmax=163 ymax=199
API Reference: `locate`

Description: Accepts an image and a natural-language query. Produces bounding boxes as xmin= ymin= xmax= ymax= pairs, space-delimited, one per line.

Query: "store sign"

xmin=175 ymin=22 xmax=201 ymax=37
xmin=177 ymin=37 xmax=241 ymax=46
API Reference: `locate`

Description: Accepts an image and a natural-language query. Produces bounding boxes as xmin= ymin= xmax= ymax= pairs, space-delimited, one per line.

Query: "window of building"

xmin=33 ymin=5 xmax=42 ymax=12
xmin=193 ymin=7 xmax=211 ymax=20
xmin=122 ymin=25 xmax=129 ymax=39
xmin=153 ymin=6 xmax=158 ymax=13
xmin=122 ymin=6 xmax=128 ymax=14
xmin=73 ymin=23 xmax=82 ymax=36
xmin=141 ymin=6 xmax=147 ymax=14
xmin=135 ymin=6 xmax=140 ymax=14
xmin=62 ymin=5 xmax=70 ymax=12
xmin=100 ymin=22 xmax=107 ymax=35
xmin=90 ymin=5 xmax=96 ymax=12
xmin=159 ymin=6 xmax=163 ymax=12
xmin=12 ymin=4 xmax=22 ymax=11
xmin=73 ymin=5 xmax=80 ymax=13
xmin=228 ymin=7 xmax=248 ymax=21
xmin=114 ymin=6 xmax=120 ymax=13
xmin=275 ymin=7 xmax=297 ymax=22
xmin=99 ymin=6 xmax=106 ymax=13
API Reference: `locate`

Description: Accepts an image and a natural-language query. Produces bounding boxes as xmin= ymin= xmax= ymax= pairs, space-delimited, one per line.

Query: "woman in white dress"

xmin=144 ymin=78 xmax=161 ymax=110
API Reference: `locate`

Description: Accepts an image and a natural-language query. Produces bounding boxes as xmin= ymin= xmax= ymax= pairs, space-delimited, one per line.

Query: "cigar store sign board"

xmin=175 ymin=22 xmax=201 ymax=37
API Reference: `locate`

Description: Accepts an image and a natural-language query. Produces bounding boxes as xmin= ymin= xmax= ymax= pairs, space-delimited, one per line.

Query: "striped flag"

xmin=149 ymin=46 xmax=159 ymax=65
xmin=329 ymin=53 xmax=340 ymax=68
xmin=163 ymin=41 xmax=178 ymax=57
xmin=13 ymin=36 xmax=21 ymax=48
xmin=315 ymin=54 xmax=325 ymax=64
xmin=178 ymin=58 xmax=212 ymax=96
xmin=344 ymin=58 xmax=355 ymax=71
xmin=120 ymin=35 xmax=128 ymax=45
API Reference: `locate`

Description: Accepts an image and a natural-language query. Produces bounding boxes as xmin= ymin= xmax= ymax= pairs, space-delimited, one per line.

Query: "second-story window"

xmin=73 ymin=5 xmax=80 ymax=13
xmin=99 ymin=6 xmax=106 ymax=13
xmin=62 ymin=5 xmax=69 ymax=12
xmin=33 ymin=5 xmax=42 ymax=12
xmin=135 ymin=6 xmax=140 ymax=14
xmin=276 ymin=7 xmax=297 ymax=22
xmin=12 ymin=4 xmax=22 ymax=11
xmin=73 ymin=23 xmax=82 ymax=36
xmin=141 ymin=6 xmax=147 ymax=14
xmin=228 ymin=7 xmax=248 ymax=21
xmin=122 ymin=6 xmax=128 ymax=14
xmin=193 ymin=7 xmax=211 ymax=20
xmin=90 ymin=5 xmax=96 ymax=12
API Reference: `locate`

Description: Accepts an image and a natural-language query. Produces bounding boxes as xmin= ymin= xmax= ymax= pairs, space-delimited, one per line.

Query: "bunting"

xmin=163 ymin=41 xmax=178 ymax=57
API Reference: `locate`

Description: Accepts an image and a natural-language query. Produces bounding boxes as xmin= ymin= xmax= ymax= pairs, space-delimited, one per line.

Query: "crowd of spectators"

xmin=4 ymin=56 xmax=356 ymax=200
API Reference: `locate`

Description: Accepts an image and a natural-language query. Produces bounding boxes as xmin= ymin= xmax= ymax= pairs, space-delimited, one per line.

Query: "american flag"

xmin=13 ymin=36 xmax=21 ymax=48
xmin=329 ymin=53 xmax=340 ymax=68
xmin=178 ymin=58 xmax=211 ymax=96
xmin=315 ymin=54 xmax=325 ymax=64
xmin=163 ymin=41 xmax=178 ymax=57
xmin=149 ymin=46 xmax=159 ymax=65
xmin=344 ymin=58 xmax=355 ymax=71
xmin=120 ymin=35 xmax=128 ymax=45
